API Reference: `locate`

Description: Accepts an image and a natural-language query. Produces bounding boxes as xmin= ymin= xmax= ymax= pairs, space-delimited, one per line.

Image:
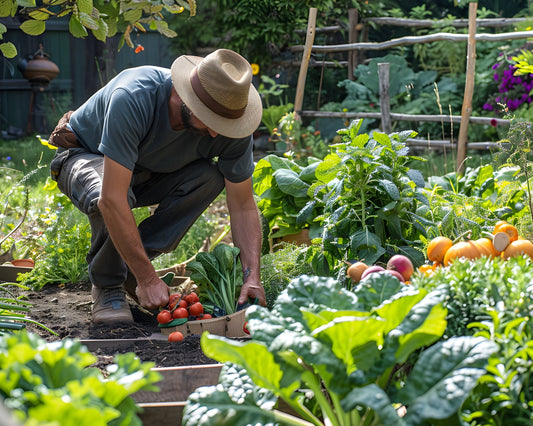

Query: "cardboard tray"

xmin=160 ymin=308 xmax=248 ymax=339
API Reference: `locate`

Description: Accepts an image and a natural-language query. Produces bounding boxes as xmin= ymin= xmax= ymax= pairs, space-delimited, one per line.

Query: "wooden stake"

xmin=294 ymin=7 xmax=317 ymax=121
xmin=378 ymin=63 xmax=392 ymax=134
xmin=456 ymin=1 xmax=478 ymax=175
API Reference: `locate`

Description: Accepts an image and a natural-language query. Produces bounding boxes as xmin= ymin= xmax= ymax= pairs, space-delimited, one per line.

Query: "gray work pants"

xmin=50 ymin=148 xmax=225 ymax=288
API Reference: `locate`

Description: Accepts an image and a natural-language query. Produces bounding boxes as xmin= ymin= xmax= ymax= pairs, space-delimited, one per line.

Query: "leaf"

xmin=183 ymin=364 xmax=278 ymax=426
xmin=407 ymin=168 xmax=426 ymax=187
xmin=273 ymin=169 xmax=309 ymax=198
xmin=123 ymin=7 xmax=142 ymax=23
xmin=91 ymin=16 xmax=108 ymax=42
xmin=316 ymin=153 xmax=342 ymax=183
xmin=379 ymin=179 xmax=400 ymax=200
xmin=352 ymin=272 xmax=406 ymax=310
xmin=0 ymin=42 xmax=16 ymax=58
xmin=20 ymin=19 xmax=45 ymax=35
xmin=77 ymin=0 xmax=93 ymax=15
xmin=200 ymin=333 xmax=299 ymax=401
xmin=341 ymin=384 xmax=406 ymax=425
xmin=399 ymin=336 xmax=498 ymax=424
xmin=69 ymin=15 xmax=88 ymax=38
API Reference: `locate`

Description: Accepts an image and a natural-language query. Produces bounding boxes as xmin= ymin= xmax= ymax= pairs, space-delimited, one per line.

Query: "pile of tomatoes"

xmin=157 ymin=291 xmax=213 ymax=342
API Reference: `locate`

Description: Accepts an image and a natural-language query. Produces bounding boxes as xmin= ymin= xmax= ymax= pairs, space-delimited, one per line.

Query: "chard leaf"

xmin=341 ymin=384 xmax=405 ymax=425
xmin=391 ymin=288 xmax=448 ymax=363
xmin=399 ymin=336 xmax=498 ymax=424
xmin=200 ymin=333 xmax=299 ymax=401
xmin=274 ymin=275 xmax=358 ymax=325
xmin=183 ymin=384 xmax=278 ymax=426
xmin=310 ymin=314 xmax=386 ymax=373
xmin=298 ymin=162 xmax=319 ymax=183
xmin=352 ymin=272 xmax=405 ymax=310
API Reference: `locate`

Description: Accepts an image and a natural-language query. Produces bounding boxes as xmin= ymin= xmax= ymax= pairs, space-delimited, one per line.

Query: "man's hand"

xmin=135 ymin=276 xmax=170 ymax=309
xmin=238 ymin=280 xmax=266 ymax=307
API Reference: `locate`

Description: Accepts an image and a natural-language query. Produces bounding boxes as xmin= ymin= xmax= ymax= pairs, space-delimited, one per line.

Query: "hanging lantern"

xmin=22 ymin=44 xmax=59 ymax=87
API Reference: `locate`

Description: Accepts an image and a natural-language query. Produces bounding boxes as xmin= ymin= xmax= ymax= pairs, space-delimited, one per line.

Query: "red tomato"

xmin=157 ymin=310 xmax=172 ymax=324
xmin=243 ymin=321 xmax=250 ymax=335
xmin=184 ymin=292 xmax=199 ymax=306
xmin=172 ymin=307 xmax=188 ymax=319
xmin=178 ymin=300 xmax=188 ymax=309
xmin=168 ymin=293 xmax=181 ymax=304
xmin=168 ymin=331 xmax=184 ymax=342
xmin=201 ymin=313 xmax=212 ymax=319
xmin=189 ymin=302 xmax=204 ymax=316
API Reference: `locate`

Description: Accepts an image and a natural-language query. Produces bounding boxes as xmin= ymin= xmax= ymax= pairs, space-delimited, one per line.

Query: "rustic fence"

xmin=290 ymin=7 xmax=533 ymax=168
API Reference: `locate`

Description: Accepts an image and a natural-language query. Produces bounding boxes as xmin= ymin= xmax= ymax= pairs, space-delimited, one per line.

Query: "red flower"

xmin=490 ymin=119 xmax=498 ymax=127
xmin=135 ymin=45 xmax=145 ymax=54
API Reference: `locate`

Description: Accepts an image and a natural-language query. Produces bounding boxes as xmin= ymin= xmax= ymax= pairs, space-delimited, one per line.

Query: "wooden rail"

xmin=292 ymin=9 xmax=529 ymax=155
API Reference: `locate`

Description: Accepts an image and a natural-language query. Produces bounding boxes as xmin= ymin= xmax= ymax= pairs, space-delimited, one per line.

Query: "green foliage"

xmin=0 ymin=0 xmax=196 ymax=57
xmin=253 ymin=153 xmax=324 ymax=239
xmin=167 ymin=0 xmax=392 ymax=66
xmin=18 ymin=195 xmax=91 ymax=289
xmin=186 ymin=243 xmax=243 ymax=315
xmin=424 ymin=163 xmax=528 ymax=241
xmin=411 ymin=255 xmax=533 ymax=423
xmin=0 ymin=282 xmax=55 ymax=335
xmin=183 ymin=274 xmax=497 ymax=425
xmin=308 ymin=120 xmax=431 ymax=274
xmin=260 ymin=243 xmax=313 ymax=309
xmin=0 ymin=330 xmax=162 ymax=425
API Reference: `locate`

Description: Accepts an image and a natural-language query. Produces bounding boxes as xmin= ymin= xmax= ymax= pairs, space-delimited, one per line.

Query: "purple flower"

xmin=6 ymin=156 xmax=11 ymax=161
xmin=492 ymin=63 xmax=500 ymax=70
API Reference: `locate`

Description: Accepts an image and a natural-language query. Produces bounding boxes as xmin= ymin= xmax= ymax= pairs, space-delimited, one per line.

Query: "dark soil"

xmin=21 ymin=280 xmax=218 ymax=370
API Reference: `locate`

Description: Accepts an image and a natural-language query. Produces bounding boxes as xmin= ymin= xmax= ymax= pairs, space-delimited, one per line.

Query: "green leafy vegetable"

xmin=187 ymin=243 xmax=243 ymax=315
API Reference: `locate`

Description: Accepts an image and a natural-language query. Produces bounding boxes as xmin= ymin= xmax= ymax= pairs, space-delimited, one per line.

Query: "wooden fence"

xmin=290 ymin=8 xmax=533 ymax=162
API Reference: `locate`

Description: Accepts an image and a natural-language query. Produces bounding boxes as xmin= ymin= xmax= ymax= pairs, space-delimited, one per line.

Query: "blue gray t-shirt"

xmin=68 ymin=66 xmax=254 ymax=183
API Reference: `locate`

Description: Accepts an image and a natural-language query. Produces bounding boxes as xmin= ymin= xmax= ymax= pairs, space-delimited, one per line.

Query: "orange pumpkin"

xmin=427 ymin=236 xmax=453 ymax=264
xmin=502 ymin=239 xmax=533 ymax=260
xmin=443 ymin=241 xmax=481 ymax=266
xmin=494 ymin=223 xmax=519 ymax=243
xmin=474 ymin=238 xmax=499 ymax=258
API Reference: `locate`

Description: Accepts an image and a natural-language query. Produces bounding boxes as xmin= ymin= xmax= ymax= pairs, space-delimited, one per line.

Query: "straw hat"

xmin=171 ymin=49 xmax=262 ymax=138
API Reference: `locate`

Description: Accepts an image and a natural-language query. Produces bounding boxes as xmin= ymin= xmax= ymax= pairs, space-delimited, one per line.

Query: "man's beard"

xmin=181 ymin=102 xmax=210 ymax=136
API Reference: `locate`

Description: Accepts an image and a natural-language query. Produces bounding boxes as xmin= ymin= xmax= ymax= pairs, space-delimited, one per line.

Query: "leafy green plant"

xmin=253 ymin=154 xmax=324 ymax=239
xmin=183 ymin=274 xmax=497 ymax=425
xmin=463 ymin=310 xmax=533 ymax=425
xmin=260 ymin=243 xmax=313 ymax=309
xmin=0 ymin=330 xmax=162 ymax=425
xmin=411 ymin=255 xmax=533 ymax=424
xmin=186 ymin=243 xmax=243 ymax=315
xmin=307 ymin=119 xmax=431 ymax=275
xmin=424 ymin=164 xmax=528 ymax=241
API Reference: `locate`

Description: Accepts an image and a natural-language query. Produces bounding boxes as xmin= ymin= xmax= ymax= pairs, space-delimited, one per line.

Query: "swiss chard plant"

xmin=183 ymin=274 xmax=498 ymax=426
xmin=186 ymin=243 xmax=243 ymax=315
xmin=307 ymin=119 xmax=432 ymax=275
xmin=0 ymin=330 xmax=161 ymax=426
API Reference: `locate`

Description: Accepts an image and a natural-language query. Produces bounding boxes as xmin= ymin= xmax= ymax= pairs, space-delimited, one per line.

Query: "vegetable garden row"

xmin=1 ymin=117 xmax=533 ymax=425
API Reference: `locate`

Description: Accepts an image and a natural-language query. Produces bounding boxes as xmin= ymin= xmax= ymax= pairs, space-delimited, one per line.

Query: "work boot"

xmin=91 ymin=285 xmax=134 ymax=324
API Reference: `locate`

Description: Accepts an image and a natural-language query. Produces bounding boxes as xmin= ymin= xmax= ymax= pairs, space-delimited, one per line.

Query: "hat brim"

xmin=171 ymin=55 xmax=263 ymax=139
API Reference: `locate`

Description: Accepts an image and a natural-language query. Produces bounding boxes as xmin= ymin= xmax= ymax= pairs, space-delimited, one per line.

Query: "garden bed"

xmin=21 ymin=281 xmax=219 ymax=369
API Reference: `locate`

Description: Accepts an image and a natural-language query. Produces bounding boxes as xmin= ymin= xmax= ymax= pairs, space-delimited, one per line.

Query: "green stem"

xmin=271 ymin=408 xmax=318 ymax=426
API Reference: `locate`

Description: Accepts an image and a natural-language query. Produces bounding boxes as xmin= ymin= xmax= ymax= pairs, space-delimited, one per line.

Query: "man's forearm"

xmin=230 ymin=205 xmax=262 ymax=282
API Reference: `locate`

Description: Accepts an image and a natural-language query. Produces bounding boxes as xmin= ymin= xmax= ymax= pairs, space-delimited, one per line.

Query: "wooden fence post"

xmin=348 ymin=8 xmax=359 ymax=80
xmin=378 ymin=63 xmax=392 ymax=134
xmin=294 ymin=7 xmax=317 ymax=121
xmin=456 ymin=1 xmax=478 ymax=175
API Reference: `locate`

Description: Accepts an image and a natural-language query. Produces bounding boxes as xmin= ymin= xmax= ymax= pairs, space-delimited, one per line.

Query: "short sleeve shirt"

xmin=68 ymin=66 xmax=254 ymax=183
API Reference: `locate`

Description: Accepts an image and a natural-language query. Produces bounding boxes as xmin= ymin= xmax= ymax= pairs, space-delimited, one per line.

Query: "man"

xmin=48 ymin=49 xmax=266 ymax=324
